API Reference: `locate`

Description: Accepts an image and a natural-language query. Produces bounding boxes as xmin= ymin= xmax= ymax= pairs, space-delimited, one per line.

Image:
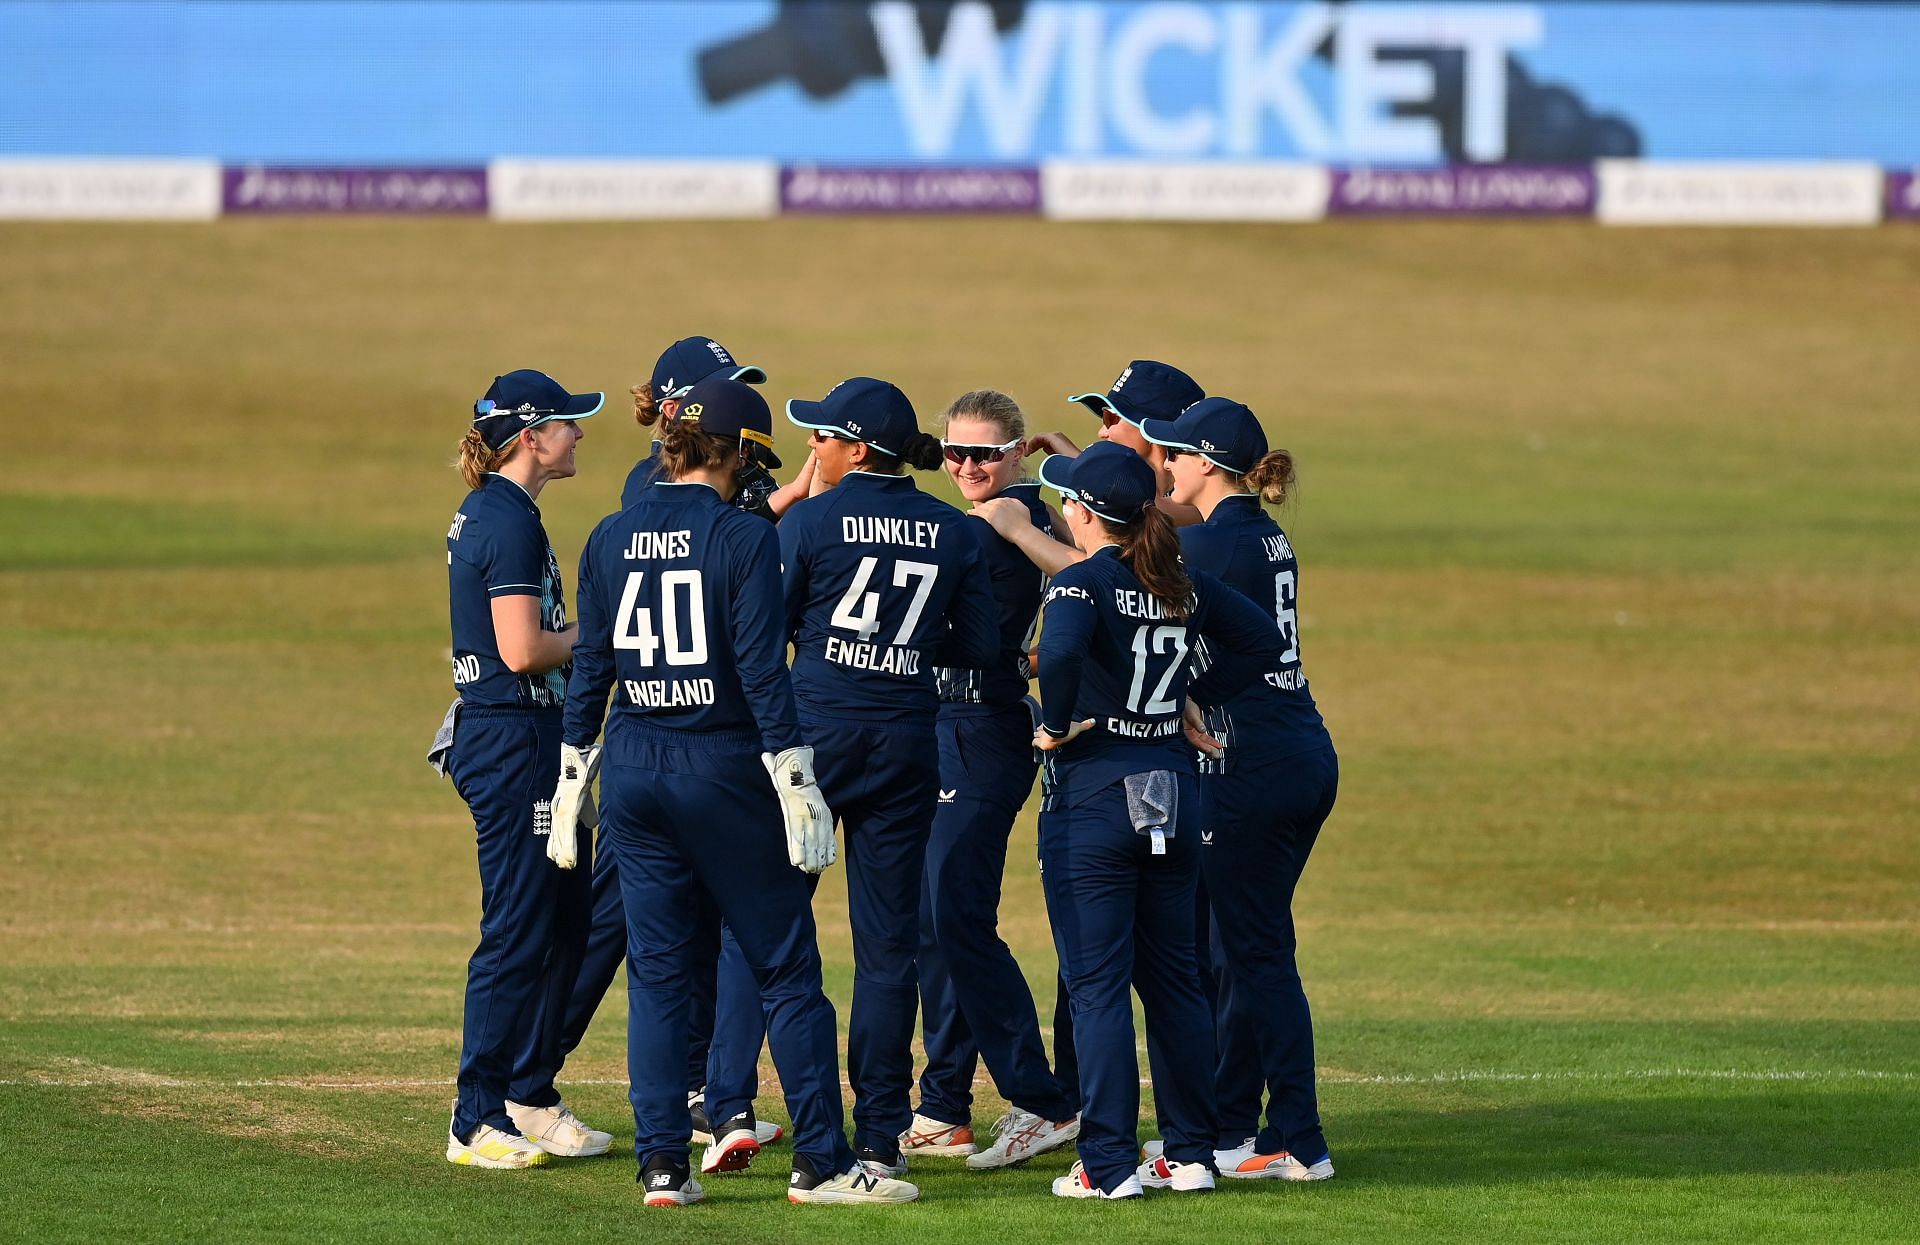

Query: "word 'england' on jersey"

xmin=563 ymin=482 xmax=804 ymax=758
xmin=1035 ymin=546 xmax=1284 ymax=810
xmin=780 ymin=473 xmax=999 ymax=724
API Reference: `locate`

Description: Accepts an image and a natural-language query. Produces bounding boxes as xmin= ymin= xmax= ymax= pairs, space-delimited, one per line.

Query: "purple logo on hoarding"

xmin=223 ymin=166 xmax=487 ymax=214
xmin=1889 ymin=171 xmax=1920 ymax=220
xmin=780 ymin=165 xmax=1040 ymax=214
xmin=1331 ymin=166 xmax=1595 ymax=217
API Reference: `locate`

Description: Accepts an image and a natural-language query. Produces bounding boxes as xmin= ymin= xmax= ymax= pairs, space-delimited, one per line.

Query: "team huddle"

xmin=432 ymin=337 xmax=1338 ymax=1206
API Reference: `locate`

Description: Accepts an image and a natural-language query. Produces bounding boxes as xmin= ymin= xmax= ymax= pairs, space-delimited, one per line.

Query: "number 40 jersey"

xmin=779 ymin=472 xmax=999 ymax=724
xmin=564 ymin=481 xmax=805 ymax=757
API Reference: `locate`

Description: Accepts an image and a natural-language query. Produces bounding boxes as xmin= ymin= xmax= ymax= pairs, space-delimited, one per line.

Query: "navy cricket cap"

xmin=1037 ymin=442 xmax=1160 ymax=524
xmin=1141 ymin=397 xmax=1268 ymax=475
xmin=675 ymin=376 xmax=781 ymax=469
xmin=652 ymin=336 xmax=767 ymax=400
xmin=1069 ymin=360 xmax=1203 ymax=428
xmin=472 ymin=369 xmax=604 ymax=452
xmin=786 ymin=377 xmax=919 ymax=458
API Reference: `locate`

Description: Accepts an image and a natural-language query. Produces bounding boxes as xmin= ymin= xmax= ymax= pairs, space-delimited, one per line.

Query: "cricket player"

xmin=553 ymin=376 xmax=918 ymax=1206
xmin=1028 ymin=443 xmax=1284 ymax=1199
xmin=778 ymin=377 xmax=1000 ymax=1174
xmin=437 ymin=368 xmax=611 ymax=1168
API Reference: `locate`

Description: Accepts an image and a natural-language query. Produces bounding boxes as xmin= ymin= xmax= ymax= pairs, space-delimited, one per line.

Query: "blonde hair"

xmin=631 ymin=381 xmax=663 ymax=428
xmin=1238 ymin=449 xmax=1296 ymax=507
xmin=943 ymin=388 xmax=1026 ymax=442
xmin=455 ymin=428 xmax=510 ymax=491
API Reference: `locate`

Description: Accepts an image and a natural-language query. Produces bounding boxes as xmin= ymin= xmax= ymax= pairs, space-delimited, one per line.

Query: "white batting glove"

xmin=762 ymin=746 xmax=836 ymax=874
xmin=548 ymin=743 xmax=601 ymax=870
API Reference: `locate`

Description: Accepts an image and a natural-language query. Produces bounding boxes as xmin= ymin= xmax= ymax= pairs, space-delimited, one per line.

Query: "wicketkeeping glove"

xmin=762 ymin=746 xmax=836 ymax=874
xmin=547 ymin=743 xmax=601 ymax=870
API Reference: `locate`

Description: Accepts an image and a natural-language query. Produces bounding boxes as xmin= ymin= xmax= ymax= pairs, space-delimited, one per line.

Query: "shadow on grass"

xmin=1335 ymin=1083 xmax=1920 ymax=1184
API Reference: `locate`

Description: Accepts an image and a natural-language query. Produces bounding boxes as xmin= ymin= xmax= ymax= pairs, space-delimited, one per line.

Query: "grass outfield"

xmin=2 ymin=218 xmax=1917 ymax=1243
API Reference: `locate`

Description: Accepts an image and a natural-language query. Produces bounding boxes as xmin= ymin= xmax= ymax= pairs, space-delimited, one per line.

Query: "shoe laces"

xmin=992 ymin=1108 xmax=1038 ymax=1144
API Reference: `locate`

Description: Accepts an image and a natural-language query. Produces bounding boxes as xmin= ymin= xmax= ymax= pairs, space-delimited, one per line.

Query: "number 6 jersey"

xmin=779 ymin=472 xmax=999 ymax=724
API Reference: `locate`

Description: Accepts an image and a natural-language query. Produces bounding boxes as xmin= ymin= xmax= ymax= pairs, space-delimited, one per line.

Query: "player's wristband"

xmin=1040 ymin=722 xmax=1072 ymax=740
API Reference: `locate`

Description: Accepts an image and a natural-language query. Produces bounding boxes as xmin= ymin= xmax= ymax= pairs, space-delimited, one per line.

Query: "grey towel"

xmin=1124 ymin=770 xmax=1178 ymax=855
xmin=426 ymin=699 xmax=461 ymax=777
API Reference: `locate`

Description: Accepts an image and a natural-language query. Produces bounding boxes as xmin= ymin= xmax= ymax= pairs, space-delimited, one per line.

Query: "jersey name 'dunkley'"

xmin=842 ymin=516 xmax=941 ymax=548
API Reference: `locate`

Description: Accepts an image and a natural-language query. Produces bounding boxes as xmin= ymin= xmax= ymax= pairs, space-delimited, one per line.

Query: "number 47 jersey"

xmin=564 ymin=481 xmax=804 ymax=756
xmin=779 ymin=473 xmax=999 ymax=724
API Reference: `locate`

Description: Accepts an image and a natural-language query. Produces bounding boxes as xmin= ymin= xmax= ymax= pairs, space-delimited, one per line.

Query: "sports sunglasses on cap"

xmin=940 ymin=437 xmax=1021 ymax=465
xmin=473 ymin=398 xmax=560 ymax=423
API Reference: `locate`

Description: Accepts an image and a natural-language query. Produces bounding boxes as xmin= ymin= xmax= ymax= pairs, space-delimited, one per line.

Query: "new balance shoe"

xmin=899 ymin=1113 xmax=976 ymax=1157
xmin=787 ymin=1154 xmax=920 ymax=1204
xmin=1052 ymin=1159 xmax=1143 ymax=1200
xmin=690 ymin=1090 xmax=784 ymax=1146
xmin=1137 ymin=1154 xmax=1216 ymax=1191
xmin=506 ymin=1099 xmax=613 ymax=1158
xmin=700 ymin=1109 xmax=763 ymax=1174
xmin=446 ymin=1106 xmax=550 ymax=1170
xmin=965 ymin=1109 xmax=1080 ymax=1169
xmin=854 ymin=1144 xmax=908 ymax=1178
xmin=639 ymin=1155 xmax=705 ymax=1207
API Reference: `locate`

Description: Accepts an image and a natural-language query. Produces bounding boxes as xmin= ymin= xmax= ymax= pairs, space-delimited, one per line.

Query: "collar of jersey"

xmin=1091 ymin=543 xmax=1123 ymax=559
xmin=1211 ymin=493 xmax=1261 ymax=518
xmin=485 ymin=472 xmax=540 ymax=512
xmin=651 ymin=480 xmax=721 ymax=497
xmin=839 ymin=470 xmax=913 ymax=488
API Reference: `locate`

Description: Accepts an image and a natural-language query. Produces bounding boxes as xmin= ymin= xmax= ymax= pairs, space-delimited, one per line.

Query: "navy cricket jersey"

xmin=564 ymin=482 xmax=804 ymax=757
xmin=446 ymin=474 xmax=570 ymax=709
xmin=934 ymin=481 xmax=1053 ymax=717
xmin=779 ymin=472 xmax=999 ymax=724
xmin=624 ymin=443 xmax=778 ymax=520
xmin=1036 ymin=545 xmax=1281 ymax=809
xmin=1179 ymin=495 xmax=1330 ymax=772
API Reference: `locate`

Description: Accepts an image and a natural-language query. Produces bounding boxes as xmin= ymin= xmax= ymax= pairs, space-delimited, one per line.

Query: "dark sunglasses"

xmin=808 ymin=427 xmax=858 ymax=445
xmin=941 ymin=438 xmax=1021 ymax=465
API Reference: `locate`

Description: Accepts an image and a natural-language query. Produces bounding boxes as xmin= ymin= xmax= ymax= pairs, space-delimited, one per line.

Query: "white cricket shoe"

xmin=1137 ymin=1153 xmax=1216 ymax=1191
xmin=788 ymin=1159 xmax=921 ymax=1204
xmin=964 ymin=1109 xmax=1080 ymax=1169
xmin=1052 ymin=1159 xmax=1143 ymax=1200
xmin=446 ymin=1117 xmax=550 ymax=1169
xmin=899 ymin=1113 xmax=977 ymax=1157
xmin=1148 ymin=1135 xmax=1336 ymax=1180
xmin=506 ymin=1100 xmax=613 ymax=1157
xmin=640 ymin=1160 xmax=705 ymax=1207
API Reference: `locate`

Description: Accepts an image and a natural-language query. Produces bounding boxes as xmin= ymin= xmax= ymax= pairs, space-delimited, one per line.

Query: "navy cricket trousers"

xmin=805 ymin=719 xmax=940 ymax=1158
xmin=600 ymin=732 xmax=855 ymax=1175
xmin=557 ymin=839 xmax=765 ymax=1122
xmin=1202 ymin=744 xmax=1338 ymax=1159
xmin=1040 ymin=774 xmax=1218 ymax=1194
xmin=917 ymin=705 xmax=1077 ymax=1126
xmin=447 ymin=707 xmax=592 ymax=1141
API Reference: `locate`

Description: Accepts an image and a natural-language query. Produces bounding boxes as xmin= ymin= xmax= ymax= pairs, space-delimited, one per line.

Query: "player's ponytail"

xmin=631 ymin=381 xmax=662 ymax=428
xmin=656 ymin=417 xmax=738 ymax=479
xmin=862 ymin=431 xmax=945 ymax=474
xmin=897 ymin=431 xmax=945 ymax=472
xmin=455 ymin=427 xmax=509 ymax=491
xmin=1240 ymin=448 xmax=1296 ymax=507
xmin=1110 ymin=505 xmax=1192 ymax=621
